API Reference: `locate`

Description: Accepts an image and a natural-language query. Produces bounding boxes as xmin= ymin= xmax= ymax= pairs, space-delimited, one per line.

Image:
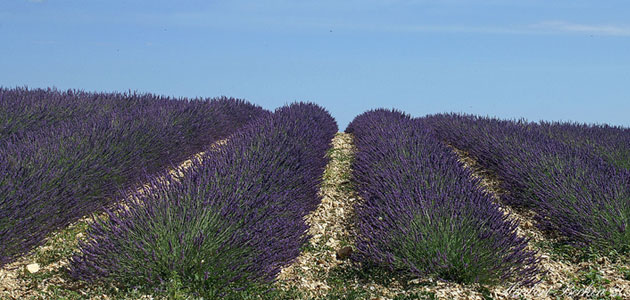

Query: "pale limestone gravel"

xmin=0 ymin=140 xmax=226 ymax=300
xmin=276 ymin=133 xmax=361 ymax=298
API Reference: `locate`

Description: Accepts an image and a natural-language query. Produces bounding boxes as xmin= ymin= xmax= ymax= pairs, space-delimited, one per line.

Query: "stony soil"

xmin=276 ymin=133 xmax=365 ymax=297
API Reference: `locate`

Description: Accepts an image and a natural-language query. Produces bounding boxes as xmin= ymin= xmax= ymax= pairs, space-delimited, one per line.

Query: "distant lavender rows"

xmin=346 ymin=110 xmax=539 ymax=285
xmin=69 ymin=103 xmax=337 ymax=296
xmin=0 ymin=87 xmax=266 ymax=266
xmin=535 ymin=120 xmax=630 ymax=170
xmin=1 ymin=88 xmax=256 ymax=141
xmin=426 ymin=114 xmax=630 ymax=253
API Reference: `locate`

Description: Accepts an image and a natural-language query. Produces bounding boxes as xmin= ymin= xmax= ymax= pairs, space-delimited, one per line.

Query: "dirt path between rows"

xmin=276 ymin=132 xmax=362 ymax=297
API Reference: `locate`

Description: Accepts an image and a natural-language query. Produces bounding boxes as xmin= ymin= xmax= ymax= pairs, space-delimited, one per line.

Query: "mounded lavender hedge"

xmin=1 ymin=87 xmax=164 ymax=140
xmin=535 ymin=121 xmax=630 ymax=170
xmin=346 ymin=110 xmax=539 ymax=285
xmin=427 ymin=114 xmax=630 ymax=253
xmin=0 ymin=89 xmax=265 ymax=266
xmin=69 ymin=103 xmax=337 ymax=296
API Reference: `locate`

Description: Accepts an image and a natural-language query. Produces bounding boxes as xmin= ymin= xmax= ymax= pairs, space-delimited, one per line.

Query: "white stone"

xmin=26 ymin=263 xmax=40 ymax=273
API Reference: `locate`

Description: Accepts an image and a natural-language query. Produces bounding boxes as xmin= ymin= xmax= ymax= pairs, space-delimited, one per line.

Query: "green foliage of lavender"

xmin=0 ymin=88 xmax=265 ymax=266
xmin=69 ymin=103 xmax=337 ymax=296
xmin=346 ymin=110 xmax=539 ymax=286
xmin=427 ymin=114 xmax=630 ymax=254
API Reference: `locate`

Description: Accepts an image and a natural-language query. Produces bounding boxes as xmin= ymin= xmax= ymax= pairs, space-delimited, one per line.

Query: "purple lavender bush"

xmin=427 ymin=113 xmax=630 ymax=253
xmin=346 ymin=109 xmax=539 ymax=285
xmin=69 ymin=103 xmax=337 ymax=296
xmin=1 ymin=87 xmax=165 ymax=140
xmin=535 ymin=121 xmax=630 ymax=170
xmin=0 ymin=89 xmax=265 ymax=266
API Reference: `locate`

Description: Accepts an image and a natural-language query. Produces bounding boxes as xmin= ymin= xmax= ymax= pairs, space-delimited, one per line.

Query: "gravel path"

xmin=276 ymin=132 xmax=361 ymax=298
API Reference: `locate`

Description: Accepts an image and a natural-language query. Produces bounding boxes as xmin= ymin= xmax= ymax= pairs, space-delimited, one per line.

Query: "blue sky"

xmin=1 ymin=0 xmax=629 ymax=129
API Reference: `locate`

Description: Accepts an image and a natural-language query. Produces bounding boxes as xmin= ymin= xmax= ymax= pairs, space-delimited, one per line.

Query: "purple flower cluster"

xmin=535 ymin=121 xmax=630 ymax=170
xmin=1 ymin=87 xmax=243 ymax=140
xmin=69 ymin=103 xmax=337 ymax=295
xmin=427 ymin=113 xmax=630 ymax=253
xmin=346 ymin=110 xmax=539 ymax=285
xmin=0 ymin=88 xmax=265 ymax=266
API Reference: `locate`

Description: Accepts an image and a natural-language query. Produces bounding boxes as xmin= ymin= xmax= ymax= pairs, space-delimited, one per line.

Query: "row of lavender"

xmin=1 ymin=88 xmax=219 ymax=140
xmin=346 ymin=110 xmax=539 ymax=285
xmin=0 ymin=88 xmax=266 ymax=266
xmin=426 ymin=114 xmax=630 ymax=254
xmin=69 ymin=103 xmax=337 ymax=296
xmin=536 ymin=121 xmax=630 ymax=170
xmin=1 ymin=88 xmax=105 ymax=139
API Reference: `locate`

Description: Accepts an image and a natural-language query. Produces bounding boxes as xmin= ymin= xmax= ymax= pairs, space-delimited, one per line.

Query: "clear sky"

xmin=1 ymin=0 xmax=629 ymax=129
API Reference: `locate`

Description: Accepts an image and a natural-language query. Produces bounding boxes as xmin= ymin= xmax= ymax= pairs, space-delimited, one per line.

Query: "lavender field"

xmin=1 ymin=88 xmax=630 ymax=299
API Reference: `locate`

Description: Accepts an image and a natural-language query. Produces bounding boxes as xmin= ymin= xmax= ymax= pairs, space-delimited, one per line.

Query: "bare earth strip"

xmin=0 ymin=140 xmax=226 ymax=300
xmin=276 ymin=132 xmax=362 ymax=298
